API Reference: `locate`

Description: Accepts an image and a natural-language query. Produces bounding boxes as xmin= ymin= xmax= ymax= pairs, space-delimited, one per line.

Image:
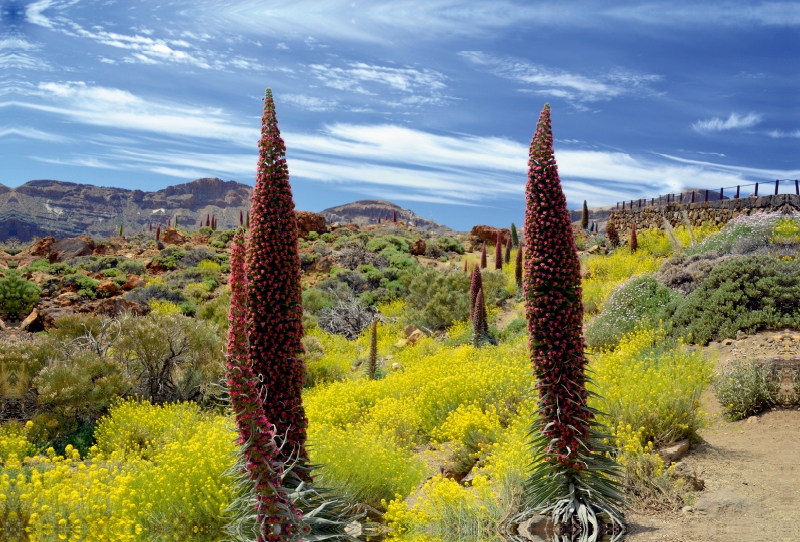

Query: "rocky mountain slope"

xmin=321 ymin=200 xmax=458 ymax=235
xmin=0 ymin=178 xmax=252 ymax=241
xmin=0 ymin=179 xmax=460 ymax=242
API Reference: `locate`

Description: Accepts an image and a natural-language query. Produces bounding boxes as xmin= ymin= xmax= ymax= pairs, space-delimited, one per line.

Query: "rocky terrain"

xmin=0 ymin=178 xmax=252 ymax=241
xmin=0 ymin=180 xmax=461 ymax=242
xmin=321 ymin=200 xmax=459 ymax=235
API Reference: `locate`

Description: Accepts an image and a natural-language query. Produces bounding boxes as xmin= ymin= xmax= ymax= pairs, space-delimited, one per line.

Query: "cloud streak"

xmin=6 ymin=82 xmax=258 ymax=145
xmin=692 ymin=112 xmax=762 ymax=133
xmin=459 ymin=51 xmax=660 ymax=106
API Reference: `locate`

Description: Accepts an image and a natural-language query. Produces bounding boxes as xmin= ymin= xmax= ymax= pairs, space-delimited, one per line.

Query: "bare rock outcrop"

xmin=294 ymin=211 xmax=327 ymax=238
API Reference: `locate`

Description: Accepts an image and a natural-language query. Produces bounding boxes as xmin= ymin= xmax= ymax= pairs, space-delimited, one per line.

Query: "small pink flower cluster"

xmin=523 ymin=104 xmax=591 ymax=473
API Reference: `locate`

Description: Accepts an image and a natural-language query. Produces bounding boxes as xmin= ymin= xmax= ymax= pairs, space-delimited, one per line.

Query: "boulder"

xmin=121 ymin=274 xmax=145 ymax=291
xmin=27 ymin=237 xmax=55 ymax=258
xmin=410 ymin=238 xmax=426 ymax=256
xmin=19 ymin=309 xmax=39 ymax=331
xmin=162 ymin=227 xmax=187 ymax=245
xmin=39 ymin=307 xmax=76 ymax=330
xmin=314 ymin=256 xmax=333 ymax=273
xmin=407 ymin=329 xmax=425 ymax=344
xmin=88 ymin=298 xmax=149 ymax=317
xmin=657 ymin=439 xmax=690 ymax=464
xmin=295 ymin=211 xmax=327 ymax=238
xmin=55 ymin=292 xmax=86 ymax=307
xmin=49 ymin=236 xmax=96 ymax=262
xmin=468 ymin=225 xmax=511 ymax=246
xmin=92 ymin=243 xmax=117 ymax=256
xmin=97 ymin=281 xmax=119 ymax=297
xmin=403 ymin=324 xmax=416 ymax=337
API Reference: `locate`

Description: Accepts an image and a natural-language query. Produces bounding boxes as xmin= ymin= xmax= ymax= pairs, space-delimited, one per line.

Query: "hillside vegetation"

xmin=0 ymin=211 xmax=798 ymax=540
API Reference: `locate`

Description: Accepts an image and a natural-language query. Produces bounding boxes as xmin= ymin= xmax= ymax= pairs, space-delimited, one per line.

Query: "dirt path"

xmin=626 ymin=331 xmax=800 ymax=541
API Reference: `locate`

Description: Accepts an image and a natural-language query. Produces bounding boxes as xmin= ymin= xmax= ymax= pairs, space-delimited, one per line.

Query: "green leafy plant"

xmin=0 ymin=270 xmax=41 ymax=319
xmin=713 ymin=359 xmax=781 ymax=420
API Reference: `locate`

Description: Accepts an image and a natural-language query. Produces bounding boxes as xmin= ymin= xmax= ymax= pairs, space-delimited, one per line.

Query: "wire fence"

xmin=616 ymin=179 xmax=800 ymax=210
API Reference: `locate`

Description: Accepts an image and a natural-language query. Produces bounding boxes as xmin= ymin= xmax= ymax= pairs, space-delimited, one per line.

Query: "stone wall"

xmin=608 ymin=194 xmax=800 ymax=234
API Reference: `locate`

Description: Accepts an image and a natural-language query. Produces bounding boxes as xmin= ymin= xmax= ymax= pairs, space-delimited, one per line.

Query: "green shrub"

xmin=0 ymin=270 xmax=41 ymax=319
xmin=46 ymin=263 xmax=76 ymax=276
xmin=26 ymin=259 xmax=51 ymax=273
xmin=669 ymin=255 xmax=800 ymax=345
xmin=198 ymin=290 xmax=230 ymax=332
xmin=713 ymin=359 xmax=781 ymax=420
xmin=100 ymin=268 xmax=121 ymax=278
xmin=125 ymin=283 xmax=186 ymax=305
xmin=33 ymin=351 xmax=131 ymax=439
xmin=585 ymin=275 xmax=680 ymax=350
xmin=320 ymin=232 xmax=335 ymax=243
xmin=480 ymin=269 xmax=510 ymax=304
xmin=152 ymin=247 xmax=186 ymax=270
xmin=367 ymin=235 xmax=410 ymax=254
xmin=63 ymin=274 xmax=100 ymax=299
xmin=436 ymin=237 xmax=465 ymax=254
xmin=405 ymin=267 xmax=470 ymax=330
xmin=303 ymin=288 xmax=335 ymax=314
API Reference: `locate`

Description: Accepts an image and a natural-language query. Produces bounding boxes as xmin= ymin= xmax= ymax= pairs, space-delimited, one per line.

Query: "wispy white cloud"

xmin=0 ymin=38 xmax=52 ymax=70
xmin=9 ymin=82 xmax=257 ymax=145
xmin=25 ymin=0 xmax=57 ymax=28
xmin=0 ymin=126 xmax=68 ymax=142
xmin=459 ymin=51 xmax=660 ymax=106
xmin=692 ymin=112 xmax=762 ymax=133
xmin=767 ymin=129 xmax=800 ymax=138
xmin=309 ymin=63 xmax=447 ymax=105
xmin=281 ymin=94 xmax=340 ymax=112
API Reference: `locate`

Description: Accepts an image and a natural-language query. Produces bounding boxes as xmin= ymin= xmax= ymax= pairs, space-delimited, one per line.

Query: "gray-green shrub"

xmin=586 ymin=275 xmax=681 ymax=350
xmin=713 ymin=359 xmax=780 ymax=420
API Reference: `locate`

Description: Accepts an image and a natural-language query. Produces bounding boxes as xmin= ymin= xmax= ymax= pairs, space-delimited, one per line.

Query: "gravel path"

xmin=626 ymin=331 xmax=800 ymax=541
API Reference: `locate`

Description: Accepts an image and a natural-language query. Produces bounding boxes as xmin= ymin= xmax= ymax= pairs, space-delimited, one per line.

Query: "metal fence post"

xmin=735 ymin=185 xmax=740 ymax=199
xmin=775 ymin=179 xmax=779 ymax=195
xmin=704 ymin=189 xmax=708 ymax=202
xmin=755 ymin=183 xmax=759 ymax=197
xmin=691 ymin=191 xmax=695 ymax=203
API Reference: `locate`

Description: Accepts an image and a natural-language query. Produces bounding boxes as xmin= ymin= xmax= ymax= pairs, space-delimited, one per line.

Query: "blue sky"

xmin=1 ymin=0 xmax=799 ymax=230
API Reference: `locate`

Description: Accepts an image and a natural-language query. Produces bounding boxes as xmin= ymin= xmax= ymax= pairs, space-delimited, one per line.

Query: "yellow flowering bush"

xmin=589 ymin=325 xmax=713 ymax=446
xmin=1 ymin=401 xmax=237 ymax=541
xmin=147 ymin=299 xmax=183 ymax=316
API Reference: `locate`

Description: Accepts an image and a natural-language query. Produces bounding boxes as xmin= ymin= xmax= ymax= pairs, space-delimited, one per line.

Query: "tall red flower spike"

xmin=469 ymin=264 xmax=483 ymax=316
xmin=246 ymin=88 xmax=310 ymax=481
xmin=480 ymin=243 xmax=487 ymax=269
xmin=393 ymin=210 xmax=397 ymax=222
xmin=495 ymin=230 xmax=503 ymax=270
xmin=472 ymin=287 xmax=487 ymax=347
xmin=505 ymin=236 xmax=512 ymax=265
xmin=630 ymin=223 xmax=638 ymax=253
xmin=226 ymin=230 xmax=288 ymax=541
xmin=606 ymin=221 xmax=619 ymax=247
xmin=515 ymin=245 xmax=523 ymax=291
xmin=523 ymin=104 xmax=624 ymax=530
xmin=155 ymin=225 xmax=161 ymax=242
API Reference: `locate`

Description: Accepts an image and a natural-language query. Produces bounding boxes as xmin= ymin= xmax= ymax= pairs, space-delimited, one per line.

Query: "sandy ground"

xmin=626 ymin=331 xmax=800 ymax=542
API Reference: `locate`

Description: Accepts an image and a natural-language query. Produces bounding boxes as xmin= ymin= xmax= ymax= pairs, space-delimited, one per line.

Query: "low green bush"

xmin=405 ymin=267 xmax=470 ymax=330
xmin=713 ymin=359 xmax=781 ymax=420
xmin=669 ymin=255 xmax=800 ymax=345
xmin=367 ymin=235 xmax=410 ymax=254
xmin=436 ymin=237 xmax=465 ymax=254
xmin=152 ymin=247 xmax=186 ymax=270
xmin=303 ymin=288 xmax=335 ymax=314
xmin=63 ymin=273 xmax=99 ymax=299
xmin=0 ymin=270 xmax=41 ymax=319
